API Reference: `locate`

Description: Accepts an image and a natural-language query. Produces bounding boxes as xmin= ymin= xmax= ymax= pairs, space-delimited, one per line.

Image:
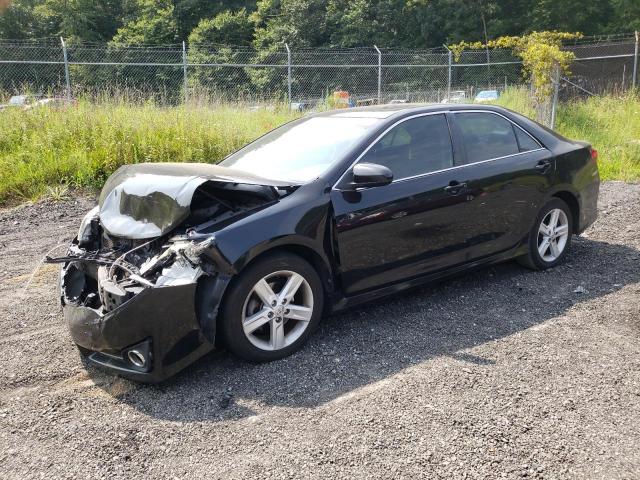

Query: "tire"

xmin=518 ymin=198 xmax=573 ymax=270
xmin=218 ymin=252 xmax=324 ymax=362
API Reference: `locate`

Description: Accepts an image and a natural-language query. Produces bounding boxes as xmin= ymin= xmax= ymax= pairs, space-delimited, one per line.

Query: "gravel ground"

xmin=1 ymin=182 xmax=639 ymax=479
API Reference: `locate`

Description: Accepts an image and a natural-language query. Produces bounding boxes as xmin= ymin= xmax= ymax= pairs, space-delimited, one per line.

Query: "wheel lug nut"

xmin=268 ymin=312 xmax=274 ymax=318
xmin=285 ymin=309 xmax=290 ymax=314
xmin=271 ymin=300 xmax=277 ymax=307
xmin=282 ymin=299 xmax=287 ymax=304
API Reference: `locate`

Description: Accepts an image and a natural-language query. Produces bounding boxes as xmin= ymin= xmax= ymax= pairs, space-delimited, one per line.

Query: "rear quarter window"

xmin=514 ymin=126 xmax=541 ymax=152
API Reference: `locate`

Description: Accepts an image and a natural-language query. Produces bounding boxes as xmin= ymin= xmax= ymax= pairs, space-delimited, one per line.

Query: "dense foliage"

xmin=1 ymin=0 xmax=638 ymax=48
xmin=450 ymin=32 xmax=583 ymax=104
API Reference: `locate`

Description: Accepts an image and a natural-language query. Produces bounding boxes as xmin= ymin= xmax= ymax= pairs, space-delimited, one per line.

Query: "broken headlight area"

xmin=51 ymin=233 xmax=218 ymax=312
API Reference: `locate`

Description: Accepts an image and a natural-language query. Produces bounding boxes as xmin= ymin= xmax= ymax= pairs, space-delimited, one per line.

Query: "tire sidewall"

xmin=219 ymin=252 xmax=324 ymax=362
xmin=529 ymin=198 xmax=573 ymax=269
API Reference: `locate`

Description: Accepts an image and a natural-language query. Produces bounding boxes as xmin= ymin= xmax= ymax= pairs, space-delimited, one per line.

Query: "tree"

xmin=0 ymin=0 xmax=52 ymax=38
xmin=327 ymin=0 xmax=407 ymax=47
xmin=31 ymin=0 xmax=125 ymax=42
xmin=173 ymin=0 xmax=256 ymax=40
xmin=111 ymin=0 xmax=178 ymax=45
xmin=252 ymin=0 xmax=329 ymax=49
xmin=608 ymin=0 xmax=640 ymax=32
xmin=187 ymin=10 xmax=254 ymax=99
xmin=189 ymin=9 xmax=253 ymax=46
xmin=529 ymin=0 xmax=613 ymax=34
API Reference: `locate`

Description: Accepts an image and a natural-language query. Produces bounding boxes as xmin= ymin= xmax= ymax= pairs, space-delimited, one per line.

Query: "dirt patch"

xmin=0 ymin=182 xmax=639 ymax=479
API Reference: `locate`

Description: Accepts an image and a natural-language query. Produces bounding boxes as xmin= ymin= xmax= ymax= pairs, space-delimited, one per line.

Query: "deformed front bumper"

xmin=57 ymin=244 xmax=232 ymax=382
xmin=64 ymin=281 xmax=215 ymax=382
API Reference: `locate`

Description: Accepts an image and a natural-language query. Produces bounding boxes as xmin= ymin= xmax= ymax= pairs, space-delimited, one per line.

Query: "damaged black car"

xmin=49 ymin=104 xmax=599 ymax=382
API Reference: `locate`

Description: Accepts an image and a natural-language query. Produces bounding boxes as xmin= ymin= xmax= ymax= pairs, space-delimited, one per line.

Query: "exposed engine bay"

xmin=49 ymin=177 xmax=288 ymax=313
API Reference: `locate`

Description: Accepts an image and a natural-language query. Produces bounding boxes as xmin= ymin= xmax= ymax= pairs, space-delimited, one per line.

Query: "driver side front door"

xmin=331 ymin=113 xmax=473 ymax=295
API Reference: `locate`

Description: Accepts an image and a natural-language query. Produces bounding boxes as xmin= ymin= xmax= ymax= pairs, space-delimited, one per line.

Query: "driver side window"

xmin=359 ymin=114 xmax=454 ymax=181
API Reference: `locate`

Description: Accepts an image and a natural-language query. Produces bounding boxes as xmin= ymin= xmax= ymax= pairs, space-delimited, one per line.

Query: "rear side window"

xmin=455 ymin=112 xmax=519 ymax=163
xmin=514 ymin=127 xmax=541 ymax=152
xmin=360 ymin=114 xmax=453 ymax=180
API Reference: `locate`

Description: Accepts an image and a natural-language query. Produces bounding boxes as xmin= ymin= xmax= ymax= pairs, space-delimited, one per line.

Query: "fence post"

xmin=633 ymin=31 xmax=639 ymax=89
xmin=182 ymin=41 xmax=188 ymax=104
xmin=374 ymin=45 xmax=382 ymax=104
xmin=550 ymin=64 xmax=560 ymax=130
xmin=443 ymin=45 xmax=452 ymax=100
xmin=285 ymin=43 xmax=292 ymax=107
xmin=60 ymin=37 xmax=71 ymax=101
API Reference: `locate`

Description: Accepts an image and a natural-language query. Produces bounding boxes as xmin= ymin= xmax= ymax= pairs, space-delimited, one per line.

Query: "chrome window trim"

xmin=333 ymin=108 xmax=545 ymax=190
xmin=386 ymin=148 xmax=545 ymax=185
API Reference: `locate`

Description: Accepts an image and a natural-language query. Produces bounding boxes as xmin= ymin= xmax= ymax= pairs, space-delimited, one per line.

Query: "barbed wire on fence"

xmin=0 ymin=33 xmax=638 ymax=127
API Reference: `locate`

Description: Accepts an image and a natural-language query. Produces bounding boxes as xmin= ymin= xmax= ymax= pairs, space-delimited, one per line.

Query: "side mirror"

xmin=350 ymin=163 xmax=393 ymax=189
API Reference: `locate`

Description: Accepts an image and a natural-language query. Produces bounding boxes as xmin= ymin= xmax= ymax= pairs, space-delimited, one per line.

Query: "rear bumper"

xmin=577 ymin=177 xmax=599 ymax=234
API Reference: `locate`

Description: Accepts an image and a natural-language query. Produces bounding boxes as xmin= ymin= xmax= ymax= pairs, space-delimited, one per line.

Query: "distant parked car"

xmin=389 ymin=99 xmax=409 ymax=104
xmin=28 ymin=97 xmax=78 ymax=109
xmin=290 ymin=101 xmax=314 ymax=112
xmin=0 ymin=94 xmax=41 ymax=110
xmin=355 ymin=98 xmax=377 ymax=107
xmin=441 ymin=90 xmax=466 ymax=104
xmin=475 ymin=90 xmax=500 ymax=103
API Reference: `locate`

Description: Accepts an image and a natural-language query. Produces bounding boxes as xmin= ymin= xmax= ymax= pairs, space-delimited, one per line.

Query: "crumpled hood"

xmin=99 ymin=162 xmax=292 ymax=239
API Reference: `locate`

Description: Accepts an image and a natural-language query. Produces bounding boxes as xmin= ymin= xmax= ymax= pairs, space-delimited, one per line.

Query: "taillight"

xmin=590 ymin=148 xmax=598 ymax=161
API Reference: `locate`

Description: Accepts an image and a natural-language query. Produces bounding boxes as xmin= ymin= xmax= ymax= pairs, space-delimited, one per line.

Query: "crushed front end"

xmin=51 ymin=227 xmax=232 ymax=382
xmin=47 ymin=162 xmax=291 ymax=382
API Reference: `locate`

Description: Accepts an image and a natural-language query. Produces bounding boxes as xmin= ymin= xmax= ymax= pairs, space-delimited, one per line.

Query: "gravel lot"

xmin=1 ymin=182 xmax=639 ymax=479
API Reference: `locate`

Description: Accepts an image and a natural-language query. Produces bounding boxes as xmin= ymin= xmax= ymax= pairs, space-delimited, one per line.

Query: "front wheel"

xmin=218 ymin=252 xmax=323 ymax=362
xmin=518 ymin=198 xmax=573 ymax=270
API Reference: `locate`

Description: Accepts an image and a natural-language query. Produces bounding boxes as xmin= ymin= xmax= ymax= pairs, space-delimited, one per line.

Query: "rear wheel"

xmin=219 ymin=252 xmax=323 ymax=362
xmin=518 ymin=198 xmax=573 ymax=270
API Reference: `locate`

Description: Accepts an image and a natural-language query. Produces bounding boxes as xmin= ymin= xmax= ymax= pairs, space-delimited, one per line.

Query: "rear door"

xmin=448 ymin=111 xmax=554 ymax=257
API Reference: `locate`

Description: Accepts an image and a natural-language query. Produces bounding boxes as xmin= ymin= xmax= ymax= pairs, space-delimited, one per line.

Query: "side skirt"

xmin=328 ymin=243 xmax=528 ymax=313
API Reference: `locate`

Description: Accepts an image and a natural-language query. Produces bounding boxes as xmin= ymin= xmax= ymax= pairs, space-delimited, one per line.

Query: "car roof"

xmin=312 ymin=103 xmax=510 ymax=120
xmin=311 ymin=103 xmax=565 ymax=149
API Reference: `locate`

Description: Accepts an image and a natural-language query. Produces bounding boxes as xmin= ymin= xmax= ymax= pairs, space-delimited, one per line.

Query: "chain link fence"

xmin=563 ymin=34 xmax=639 ymax=98
xmin=0 ymin=33 xmax=638 ymax=127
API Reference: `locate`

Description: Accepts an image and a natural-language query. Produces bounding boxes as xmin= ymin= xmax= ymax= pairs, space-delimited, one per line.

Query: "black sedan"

xmin=50 ymin=104 xmax=600 ymax=381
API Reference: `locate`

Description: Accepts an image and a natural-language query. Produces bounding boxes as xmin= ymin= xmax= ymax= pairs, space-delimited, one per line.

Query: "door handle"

xmin=535 ymin=159 xmax=552 ymax=173
xmin=444 ymin=181 xmax=467 ymax=195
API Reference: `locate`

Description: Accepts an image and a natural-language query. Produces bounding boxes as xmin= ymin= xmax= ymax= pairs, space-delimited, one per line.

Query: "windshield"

xmin=220 ymin=116 xmax=381 ymax=182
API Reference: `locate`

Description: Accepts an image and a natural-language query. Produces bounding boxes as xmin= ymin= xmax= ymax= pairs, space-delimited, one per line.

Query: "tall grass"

xmin=0 ymin=102 xmax=298 ymax=204
xmin=0 ymin=92 xmax=638 ymax=205
xmin=497 ymin=87 xmax=640 ymax=182
xmin=555 ymin=94 xmax=640 ymax=182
